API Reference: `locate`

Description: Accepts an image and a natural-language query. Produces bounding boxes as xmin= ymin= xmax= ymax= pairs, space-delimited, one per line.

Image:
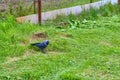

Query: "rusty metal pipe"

xmin=119 ymin=0 xmax=120 ymax=4
xmin=38 ymin=0 xmax=41 ymax=24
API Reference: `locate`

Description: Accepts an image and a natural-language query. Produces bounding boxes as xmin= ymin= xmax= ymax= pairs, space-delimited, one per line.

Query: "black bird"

xmin=31 ymin=40 xmax=49 ymax=53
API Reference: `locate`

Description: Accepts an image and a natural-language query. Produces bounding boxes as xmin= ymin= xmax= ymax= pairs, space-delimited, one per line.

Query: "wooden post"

xmin=38 ymin=0 xmax=41 ymax=24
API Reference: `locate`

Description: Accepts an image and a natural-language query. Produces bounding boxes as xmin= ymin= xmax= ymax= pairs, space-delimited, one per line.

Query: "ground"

xmin=0 ymin=4 xmax=120 ymax=80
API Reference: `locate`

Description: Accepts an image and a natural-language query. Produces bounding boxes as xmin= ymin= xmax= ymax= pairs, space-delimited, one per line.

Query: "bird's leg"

xmin=41 ymin=49 xmax=46 ymax=53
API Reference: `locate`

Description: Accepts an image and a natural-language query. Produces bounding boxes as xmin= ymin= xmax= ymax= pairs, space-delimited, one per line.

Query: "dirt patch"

xmin=3 ymin=50 xmax=35 ymax=65
xmin=20 ymin=40 xmax=29 ymax=46
xmin=63 ymin=34 xmax=73 ymax=38
xmin=32 ymin=32 xmax=47 ymax=39
xmin=3 ymin=51 xmax=64 ymax=65
xmin=30 ymin=32 xmax=47 ymax=42
xmin=4 ymin=57 xmax=20 ymax=65
xmin=60 ymin=33 xmax=73 ymax=38
xmin=99 ymin=41 xmax=112 ymax=47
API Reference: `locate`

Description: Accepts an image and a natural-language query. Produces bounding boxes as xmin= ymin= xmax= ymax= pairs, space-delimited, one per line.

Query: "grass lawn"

xmin=42 ymin=0 xmax=100 ymax=12
xmin=0 ymin=4 xmax=120 ymax=80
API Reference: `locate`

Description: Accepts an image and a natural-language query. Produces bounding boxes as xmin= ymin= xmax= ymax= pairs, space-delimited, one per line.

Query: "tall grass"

xmin=0 ymin=15 xmax=41 ymax=57
xmin=0 ymin=1 xmax=34 ymax=17
xmin=42 ymin=0 xmax=100 ymax=12
xmin=44 ymin=3 xmax=120 ymax=27
xmin=0 ymin=0 xmax=100 ymax=17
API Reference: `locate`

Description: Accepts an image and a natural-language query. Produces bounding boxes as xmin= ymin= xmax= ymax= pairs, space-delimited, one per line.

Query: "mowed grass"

xmin=0 ymin=4 xmax=120 ymax=80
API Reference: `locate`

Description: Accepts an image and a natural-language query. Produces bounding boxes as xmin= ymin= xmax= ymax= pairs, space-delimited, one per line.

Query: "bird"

xmin=31 ymin=40 xmax=49 ymax=53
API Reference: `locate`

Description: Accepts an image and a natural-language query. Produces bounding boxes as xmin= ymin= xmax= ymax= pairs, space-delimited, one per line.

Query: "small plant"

xmin=68 ymin=20 xmax=80 ymax=29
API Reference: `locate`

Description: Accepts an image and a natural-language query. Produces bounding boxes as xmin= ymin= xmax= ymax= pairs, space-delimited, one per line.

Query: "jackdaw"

xmin=31 ymin=40 xmax=49 ymax=53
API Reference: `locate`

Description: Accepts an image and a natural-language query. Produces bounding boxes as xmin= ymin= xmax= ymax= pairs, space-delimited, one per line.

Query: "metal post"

xmin=90 ymin=0 xmax=92 ymax=3
xmin=38 ymin=0 xmax=41 ymax=24
xmin=119 ymin=0 xmax=120 ymax=4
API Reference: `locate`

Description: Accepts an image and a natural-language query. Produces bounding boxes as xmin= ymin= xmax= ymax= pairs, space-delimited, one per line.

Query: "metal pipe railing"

xmin=38 ymin=0 xmax=41 ymax=24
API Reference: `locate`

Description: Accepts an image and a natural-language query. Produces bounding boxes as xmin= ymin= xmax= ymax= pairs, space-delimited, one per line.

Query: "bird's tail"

xmin=31 ymin=43 xmax=36 ymax=46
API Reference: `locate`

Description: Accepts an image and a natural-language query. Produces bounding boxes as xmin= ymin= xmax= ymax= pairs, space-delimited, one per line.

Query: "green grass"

xmin=0 ymin=4 xmax=120 ymax=80
xmin=42 ymin=0 xmax=100 ymax=12
xmin=0 ymin=0 xmax=100 ymax=17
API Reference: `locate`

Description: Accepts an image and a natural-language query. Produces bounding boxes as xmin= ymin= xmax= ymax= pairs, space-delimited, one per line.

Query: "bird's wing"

xmin=31 ymin=42 xmax=41 ymax=46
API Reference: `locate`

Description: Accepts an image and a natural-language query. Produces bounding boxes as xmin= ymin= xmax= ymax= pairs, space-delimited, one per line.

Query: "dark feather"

xmin=31 ymin=40 xmax=49 ymax=52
